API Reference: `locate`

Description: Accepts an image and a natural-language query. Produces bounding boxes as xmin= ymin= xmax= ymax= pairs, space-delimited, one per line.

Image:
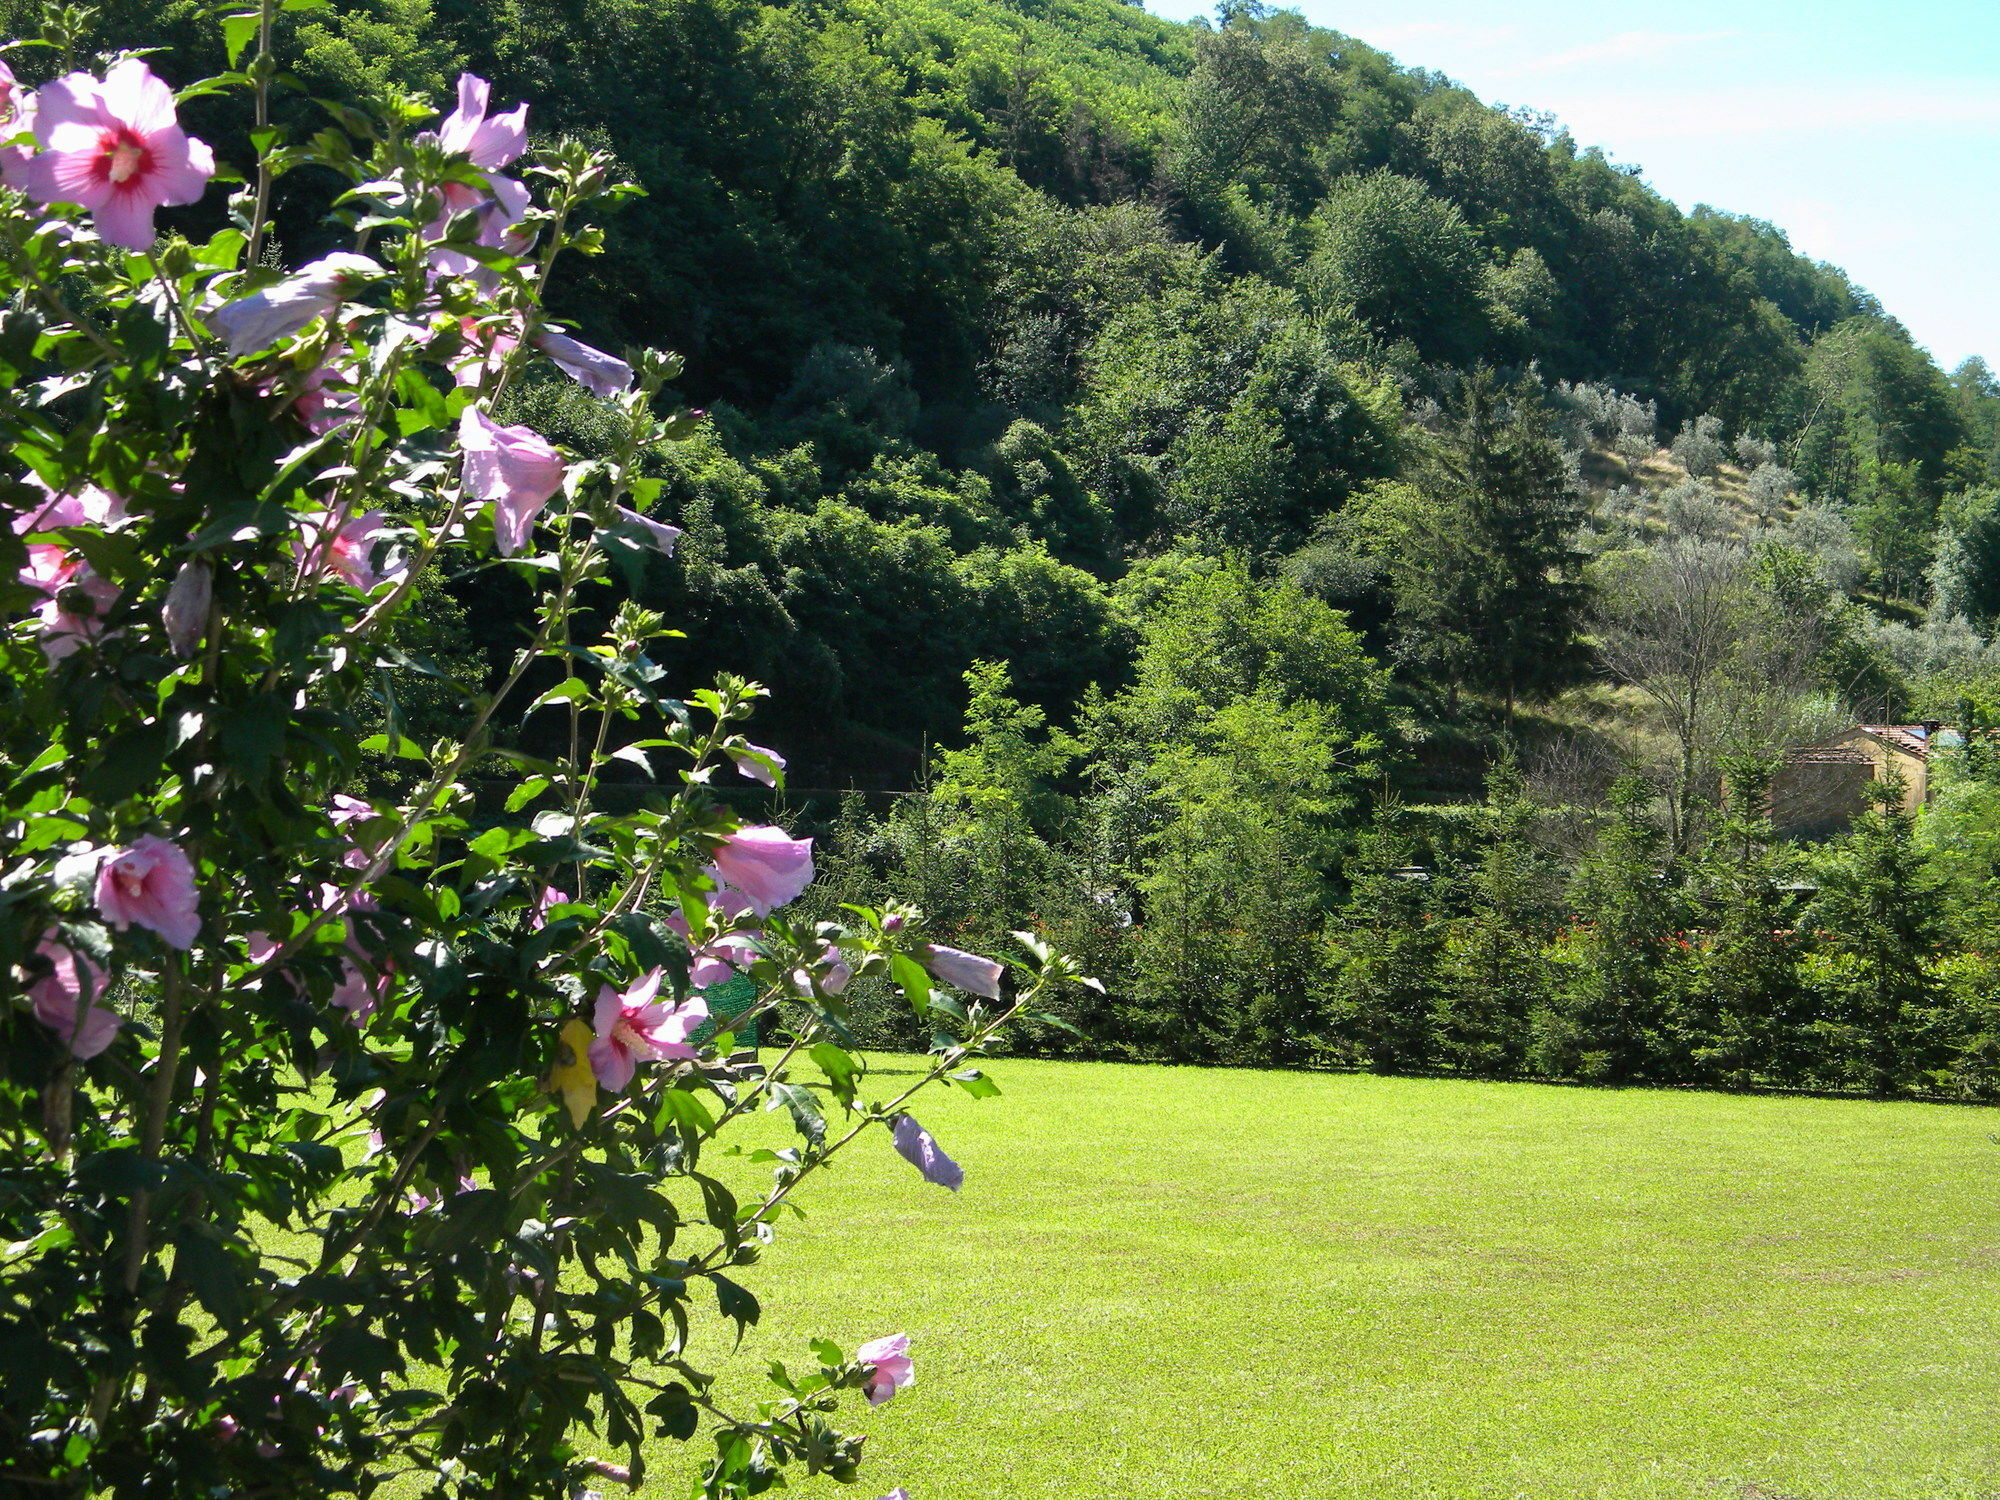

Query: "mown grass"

xmin=680 ymin=1057 xmax=2000 ymax=1500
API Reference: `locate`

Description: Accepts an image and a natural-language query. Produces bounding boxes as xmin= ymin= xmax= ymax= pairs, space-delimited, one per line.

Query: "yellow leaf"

xmin=546 ymin=1017 xmax=598 ymax=1129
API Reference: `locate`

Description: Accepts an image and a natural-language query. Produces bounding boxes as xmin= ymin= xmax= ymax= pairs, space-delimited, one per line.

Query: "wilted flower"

xmin=26 ymin=934 xmax=118 ymax=1057
xmin=890 ymin=1114 xmax=963 ymax=1191
xmin=588 ymin=969 xmax=707 ymax=1091
xmin=855 ymin=1333 xmax=914 ymax=1406
xmin=459 ymin=406 xmax=565 ymax=556
xmin=162 ymin=559 xmax=210 ymax=657
xmin=536 ymin=330 xmax=633 ymax=396
xmin=613 ymin=506 xmax=680 ymax=555
xmin=20 ymin=58 xmax=215 ymax=249
xmin=920 ymin=943 xmax=1004 ymax=1000
xmin=207 ymin=252 xmax=380 ymax=355
xmin=95 ymin=834 xmax=201 ymax=949
xmin=708 ymin=825 xmax=814 ymax=915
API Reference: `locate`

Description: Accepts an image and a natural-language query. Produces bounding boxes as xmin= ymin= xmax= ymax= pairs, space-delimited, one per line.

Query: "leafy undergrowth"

xmin=686 ymin=1056 xmax=2000 ymax=1500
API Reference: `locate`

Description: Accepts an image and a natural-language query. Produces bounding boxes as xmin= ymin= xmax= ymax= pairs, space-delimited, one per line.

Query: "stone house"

xmin=1770 ymin=723 xmax=1948 ymax=839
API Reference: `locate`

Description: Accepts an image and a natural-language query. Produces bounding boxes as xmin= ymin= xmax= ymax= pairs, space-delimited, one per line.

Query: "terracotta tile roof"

xmin=1859 ymin=724 xmax=1931 ymax=757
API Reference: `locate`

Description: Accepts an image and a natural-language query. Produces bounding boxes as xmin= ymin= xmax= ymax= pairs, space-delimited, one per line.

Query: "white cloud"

xmin=1512 ymin=29 xmax=1738 ymax=76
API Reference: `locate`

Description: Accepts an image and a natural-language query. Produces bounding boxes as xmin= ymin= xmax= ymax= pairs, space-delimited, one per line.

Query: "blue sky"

xmin=1142 ymin=0 xmax=2000 ymax=374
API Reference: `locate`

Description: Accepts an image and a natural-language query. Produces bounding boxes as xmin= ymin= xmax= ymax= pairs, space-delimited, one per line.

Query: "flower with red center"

xmin=94 ymin=834 xmax=201 ymax=949
xmin=20 ymin=58 xmax=215 ymax=250
xmin=587 ymin=969 xmax=707 ymax=1092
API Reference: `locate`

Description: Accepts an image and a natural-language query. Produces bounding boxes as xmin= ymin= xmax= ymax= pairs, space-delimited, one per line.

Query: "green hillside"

xmin=39 ymin=0 xmax=2000 ymax=1079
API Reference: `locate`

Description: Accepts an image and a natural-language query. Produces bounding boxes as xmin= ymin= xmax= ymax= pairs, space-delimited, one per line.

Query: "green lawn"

xmin=688 ymin=1057 xmax=2000 ymax=1500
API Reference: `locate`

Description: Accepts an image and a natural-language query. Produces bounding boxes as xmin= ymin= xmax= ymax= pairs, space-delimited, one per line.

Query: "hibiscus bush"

xmin=0 ymin=11 xmax=1083 ymax=1496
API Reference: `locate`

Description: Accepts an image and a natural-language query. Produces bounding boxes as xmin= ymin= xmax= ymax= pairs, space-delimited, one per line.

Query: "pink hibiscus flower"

xmin=707 ymin=825 xmax=814 ymax=916
xmin=587 ymin=969 xmax=707 ymax=1092
xmin=19 ymin=542 xmax=118 ymax=660
xmin=94 ymin=834 xmax=201 ymax=949
xmin=20 ymin=58 xmax=215 ymax=249
xmin=856 ymin=1334 xmax=915 ymax=1406
xmin=0 ymin=58 xmax=34 ymax=188
xmin=459 ymin=406 xmax=565 ymax=555
xmin=26 ymin=933 xmax=119 ymax=1058
xmin=300 ymin=509 xmax=402 ymax=592
xmin=422 ymin=74 xmax=532 ymax=279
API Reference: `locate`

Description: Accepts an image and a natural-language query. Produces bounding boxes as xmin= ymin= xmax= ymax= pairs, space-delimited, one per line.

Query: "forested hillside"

xmin=41 ymin=0 xmax=2000 ymax=1087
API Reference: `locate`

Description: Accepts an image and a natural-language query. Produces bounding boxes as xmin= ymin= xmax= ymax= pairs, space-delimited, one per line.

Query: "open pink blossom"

xmin=422 ymin=74 xmax=532 ymax=279
xmin=208 ymin=252 xmax=380 ymax=355
xmin=95 ymin=834 xmax=200 ymax=949
xmin=707 ymin=825 xmax=814 ymax=916
xmin=920 ymin=943 xmax=1004 ymax=1000
xmin=459 ymin=406 xmax=565 ymax=556
xmin=20 ymin=543 xmax=118 ymax=660
xmin=0 ymin=59 xmax=33 ymax=188
xmin=856 ymin=1334 xmax=914 ymax=1406
xmin=879 ymin=1491 xmax=912 ymax=1500
xmin=21 ymin=58 xmax=215 ymax=249
xmin=725 ymin=741 xmax=784 ymax=788
xmin=536 ymin=331 xmax=633 ymax=397
xmin=890 ymin=1114 xmax=963 ymax=1191
xmin=27 ymin=934 xmax=118 ymax=1058
xmin=301 ymin=509 xmax=402 ymax=592
xmin=436 ymin=72 xmax=527 ymax=169
xmin=588 ymin=969 xmax=708 ymax=1092
xmin=12 ymin=477 xmax=124 ymax=535
xmin=162 ymin=558 xmax=210 ymax=657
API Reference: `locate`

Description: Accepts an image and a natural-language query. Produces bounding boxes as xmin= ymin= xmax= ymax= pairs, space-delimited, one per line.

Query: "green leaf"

xmin=505 ymin=775 xmax=552 ymax=812
xmin=810 ymin=1041 xmax=859 ymax=1105
xmin=222 ymin=11 xmax=259 ymax=67
xmin=646 ymin=1383 xmax=699 ymax=1441
xmin=767 ymin=1081 xmax=825 ymax=1149
xmin=81 ymin=720 xmax=171 ymax=804
xmin=709 ymin=1273 xmax=760 ymax=1334
xmin=891 ymin=953 xmax=932 ymax=1017
xmin=949 ymin=1067 xmax=1001 ymax=1100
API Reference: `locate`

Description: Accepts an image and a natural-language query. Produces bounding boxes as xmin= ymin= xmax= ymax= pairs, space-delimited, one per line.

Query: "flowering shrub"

xmin=0 ymin=12 xmax=1082 ymax=1496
